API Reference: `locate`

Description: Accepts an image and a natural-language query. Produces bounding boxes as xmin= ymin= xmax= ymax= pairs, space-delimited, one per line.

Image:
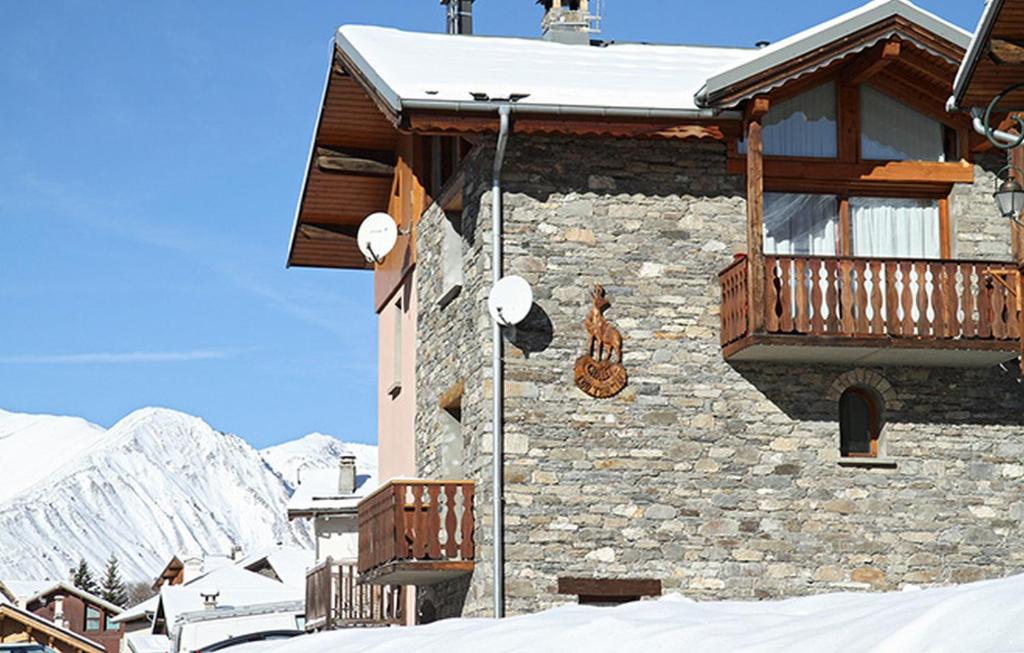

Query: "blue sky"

xmin=0 ymin=0 xmax=983 ymax=449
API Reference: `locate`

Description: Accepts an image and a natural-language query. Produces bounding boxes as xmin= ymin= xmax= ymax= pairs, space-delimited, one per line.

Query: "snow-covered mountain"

xmin=0 ymin=407 xmax=376 ymax=583
xmin=260 ymin=433 xmax=378 ymax=488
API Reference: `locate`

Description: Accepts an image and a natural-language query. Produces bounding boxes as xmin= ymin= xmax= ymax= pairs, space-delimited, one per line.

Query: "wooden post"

xmin=747 ymin=97 xmax=769 ymax=334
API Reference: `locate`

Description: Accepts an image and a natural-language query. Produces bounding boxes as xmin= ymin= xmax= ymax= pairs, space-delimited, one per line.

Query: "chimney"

xmin=200 ymin=589 xmax=219 ymax=611
xmin=539 ymin=0 xmax=600 ymax=45
xmin=53 ymin=595 xmax=68 ymax=630
xmin=338 ymin=455 xmax=357 ymax=494
xmin=230 ymin=545 xmax=244 ymax=562
xmin=441 ymin=0 xmax=474 ymax=35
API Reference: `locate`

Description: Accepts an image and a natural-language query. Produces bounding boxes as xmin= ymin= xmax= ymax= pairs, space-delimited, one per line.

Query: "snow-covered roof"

xmin=697 ymin=0 xmax=971 ymax=106
xmin=335 ymin=25 xmax=754 ymax=117
xmin=156 ymin=566 xmax=303 ymax=633
xmin=237 ymin=546 xmax=313 ymax=589
xmin=112 ymin=594 xmax=159 ymax=624
xmin=123 ymin=631 xmax=171 ymax=653
xmin=224 ymin=572 xmax=1024 ymax=653
xmin=5 ymin=580 xmax=124 ymax=615
xmin=0 ymin=601 xmax=106 ymax=653
xmin=286 ymin=469 xmax=376 ymax=517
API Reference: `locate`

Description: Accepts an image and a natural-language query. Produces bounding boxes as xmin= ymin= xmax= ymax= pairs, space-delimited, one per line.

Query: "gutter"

xmin=401 ymin=98 xmax=742 ymax=121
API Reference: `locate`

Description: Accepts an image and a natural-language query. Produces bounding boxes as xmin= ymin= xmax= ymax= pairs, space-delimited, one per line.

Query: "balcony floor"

xmin=361 ymin=560 xmax=475 ymax=586
xmin=725 ymin=334 xmax=1020 ymax=367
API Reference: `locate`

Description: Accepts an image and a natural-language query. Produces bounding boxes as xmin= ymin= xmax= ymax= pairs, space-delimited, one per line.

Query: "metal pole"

xmin=491 ymin=104 xmax=512 ymax=619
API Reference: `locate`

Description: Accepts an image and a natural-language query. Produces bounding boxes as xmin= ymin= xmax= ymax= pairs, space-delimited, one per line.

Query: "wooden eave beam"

xmin=990 ymin=38 xmax=1024 ymax=65
xmin=842 ymin=39 xmax=902 ymax=86
xmin=315 ymin=146 xmax=396 ymax=177
xmin=403 ymin=111 xmax=736 ymax=141
xmin=726 ymin=158 xmax=974 ymax=185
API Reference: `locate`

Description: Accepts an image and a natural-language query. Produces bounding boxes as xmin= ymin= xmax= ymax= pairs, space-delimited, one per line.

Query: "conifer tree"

xmin=72 ymin=558 xmax=99 ymax=595
xmin=101 ymin=554 xmax=129 ymax=608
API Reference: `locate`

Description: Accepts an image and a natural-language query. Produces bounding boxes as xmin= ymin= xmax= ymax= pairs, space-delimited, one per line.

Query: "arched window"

xmin=839 ymin=387 xmax=880 ymax=458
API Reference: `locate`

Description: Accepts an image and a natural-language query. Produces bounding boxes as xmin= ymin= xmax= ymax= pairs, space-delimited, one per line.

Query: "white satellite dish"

xmin=488 ymin=275 xmax=534 ymax=327
xmin=357 ymin=212 xmax=399 ymax=264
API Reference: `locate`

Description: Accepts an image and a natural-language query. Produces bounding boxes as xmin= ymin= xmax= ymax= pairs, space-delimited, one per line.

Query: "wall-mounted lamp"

xmin=995 ymin=165 xmax=1024 ymax=226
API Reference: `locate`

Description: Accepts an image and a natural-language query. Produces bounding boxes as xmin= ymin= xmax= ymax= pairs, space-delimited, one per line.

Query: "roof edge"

xmin=950 ymin=0 xmax=1005 ymax=111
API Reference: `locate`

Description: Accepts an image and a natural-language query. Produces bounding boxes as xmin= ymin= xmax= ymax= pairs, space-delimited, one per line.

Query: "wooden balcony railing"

xmin=304 ymin=558 xmax=403 ymax=631
xmin=720 ymin=254 xmax=1021 ymax=347
xmin=358 ymin=480 xmax=475 ymax=583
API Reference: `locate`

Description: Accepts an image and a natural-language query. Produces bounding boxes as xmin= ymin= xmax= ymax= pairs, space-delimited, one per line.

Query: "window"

xmin=839 ymin=387 xmax=880 ymax=457
xmin=861 ymin=85 xmax=944 ymax=162
xmin=85 ymin=606 xmax=101 ymax=631
xmin=105 ymin=615 xmax=120 ymax=631
xmin=764 ymin=193 xmax=839 ymax=256
xmin=742 ymin=82 xmax=837 ymax=157
xmin=439 ymin=381 xmax=465 ymax=478
xmin=850 ymin=198 xmax=941 ymax=259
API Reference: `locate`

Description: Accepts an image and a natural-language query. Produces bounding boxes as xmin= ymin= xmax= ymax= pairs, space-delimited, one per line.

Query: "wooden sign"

xmin=575 ymin=285 xmax=627 ymax=398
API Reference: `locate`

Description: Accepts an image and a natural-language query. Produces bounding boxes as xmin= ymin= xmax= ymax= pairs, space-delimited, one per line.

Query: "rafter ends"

xmin=843 ymin=39 xmax=902 ymax=86
xmin=748 ymin=97 xmax=771 ymax=120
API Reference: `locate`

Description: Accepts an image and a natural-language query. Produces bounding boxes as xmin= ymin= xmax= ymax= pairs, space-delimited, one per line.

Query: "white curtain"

xmin=850 ymin=198 xmax=941 ymax=259
xmin=740 ymin=82 xmax=838 ymax=158
xmin=764 ymin=192 xmax=839 ymax=255
xmin=861 ymin=85 xmax=945 ymax=162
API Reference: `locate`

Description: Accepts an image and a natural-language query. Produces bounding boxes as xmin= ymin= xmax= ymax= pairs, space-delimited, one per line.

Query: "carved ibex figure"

xmin=584 ymin=284 xmax=622 ymax=364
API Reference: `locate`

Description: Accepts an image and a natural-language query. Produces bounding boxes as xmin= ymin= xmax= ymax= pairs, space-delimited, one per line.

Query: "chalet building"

xmin=287 ymin=0 xmax=1024 ymax=619
xmin=0 ymin=601 xmax=106 ymax=653
xmin=0 ymin=581 xmax=123 ymax=653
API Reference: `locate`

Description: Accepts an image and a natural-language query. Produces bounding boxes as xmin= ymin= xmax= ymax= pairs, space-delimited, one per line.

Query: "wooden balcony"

xmin=357 ymin=480 xmax=475 ymax=586
xmin=304 ymin=559 xmax=403 ymax=631
xmin=720 ymin=254 xmax=1022 ymax=366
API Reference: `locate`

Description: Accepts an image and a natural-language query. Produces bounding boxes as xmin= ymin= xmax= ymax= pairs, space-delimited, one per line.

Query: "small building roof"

xmin=154 ymin=566 xmax=303 ymax=635
xmin=237 ymin=546 xmax=313 ymax=589
xmin=697 ymin=0 xmax=970 ymax=107
xmin=111 ymin=594 xmax=160 ymax=625
xmin=285 ymin=469 xmax=376 ymax=519
xmin=7 ymin=580 xmax=125 ymax=616
xmin=123 ymin=631 xmax=171 ymax=653
xmin=336 ymin=25 xmax=754 ymax=118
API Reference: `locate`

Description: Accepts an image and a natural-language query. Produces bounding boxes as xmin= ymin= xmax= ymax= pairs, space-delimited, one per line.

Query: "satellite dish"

xmin=488 ymin=276 xmax=534 ymax=326
xmin=357 ymin=213 xmax=399 ymax=264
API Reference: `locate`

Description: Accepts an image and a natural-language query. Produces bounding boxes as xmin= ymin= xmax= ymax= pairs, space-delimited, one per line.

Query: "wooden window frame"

xmin=840 ymin=387 xmax=881 ymax=458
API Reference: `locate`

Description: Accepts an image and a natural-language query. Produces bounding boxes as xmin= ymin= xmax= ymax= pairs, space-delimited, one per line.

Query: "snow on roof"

xmin=157 ymin=565 xmax=302 ymax=632
xmin=0 ymin=580 xmax=52 ymax=602
xmin=286 ymin=468 xmax=376 ymax=517
xmin=335 ymin=25 xmax=755 ymax=117
xmin=4 ymin=580 xmax=124 ymax=615
xmin=238 ymin=546 xmax=313 ymax=589
xmin=697 ymin=0 xmax=971 ymax=106
xmin=228 ymin=573 xmax=1024 ymax=653
xmin=123 ymin=631 xmax=170 ymax=653
xmin=112 ymin=594 xmax=159 ymax=624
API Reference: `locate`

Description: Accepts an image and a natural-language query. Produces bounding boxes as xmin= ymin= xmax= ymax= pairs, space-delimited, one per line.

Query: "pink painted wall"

xmin=377 ymin=271 xmax=418 ymax=483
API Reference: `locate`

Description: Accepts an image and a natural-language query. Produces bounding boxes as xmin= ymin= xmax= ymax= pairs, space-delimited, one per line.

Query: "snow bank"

xmin=236 ymin=573 xmax=1024 ymax=653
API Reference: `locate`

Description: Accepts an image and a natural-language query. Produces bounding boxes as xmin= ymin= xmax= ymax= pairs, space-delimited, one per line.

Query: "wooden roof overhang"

xmin=288 ymin=46 xmax=746 ymax=275
xmin=704 ymin=15 xmax=966 ymax=109
xmin=952 ymin=0 xmax=1024 ymax=112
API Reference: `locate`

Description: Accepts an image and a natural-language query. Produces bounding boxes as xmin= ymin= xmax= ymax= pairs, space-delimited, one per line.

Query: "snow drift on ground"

xmin=0 ymin=406 xmax=375 ymax=582
xmin=234 ymin=573 xmax=1024 ymax=653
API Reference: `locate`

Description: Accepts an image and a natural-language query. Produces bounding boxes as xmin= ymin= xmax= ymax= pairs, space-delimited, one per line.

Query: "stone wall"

xmin=415 ymin=135 xmax=1024 ymax=618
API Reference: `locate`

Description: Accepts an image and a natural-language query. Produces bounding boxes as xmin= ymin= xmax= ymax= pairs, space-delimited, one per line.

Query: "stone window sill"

xmin=838 ymin=457 xmax=897 ymax=469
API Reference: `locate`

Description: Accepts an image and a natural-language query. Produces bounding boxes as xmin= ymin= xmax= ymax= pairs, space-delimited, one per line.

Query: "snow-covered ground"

xmin=0 ymin=406 xmax=376 ymax=582
xmin=234 ymin=573 xmax=1024 ymax=653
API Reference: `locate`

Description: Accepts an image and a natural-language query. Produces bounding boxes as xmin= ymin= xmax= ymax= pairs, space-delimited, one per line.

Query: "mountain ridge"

xmin=0 ymin=406 xmax=377 ymax=583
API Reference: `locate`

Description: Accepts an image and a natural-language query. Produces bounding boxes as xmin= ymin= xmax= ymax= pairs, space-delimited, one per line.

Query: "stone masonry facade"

xmin=414 ymin=135 xmax=1024 ymax=618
